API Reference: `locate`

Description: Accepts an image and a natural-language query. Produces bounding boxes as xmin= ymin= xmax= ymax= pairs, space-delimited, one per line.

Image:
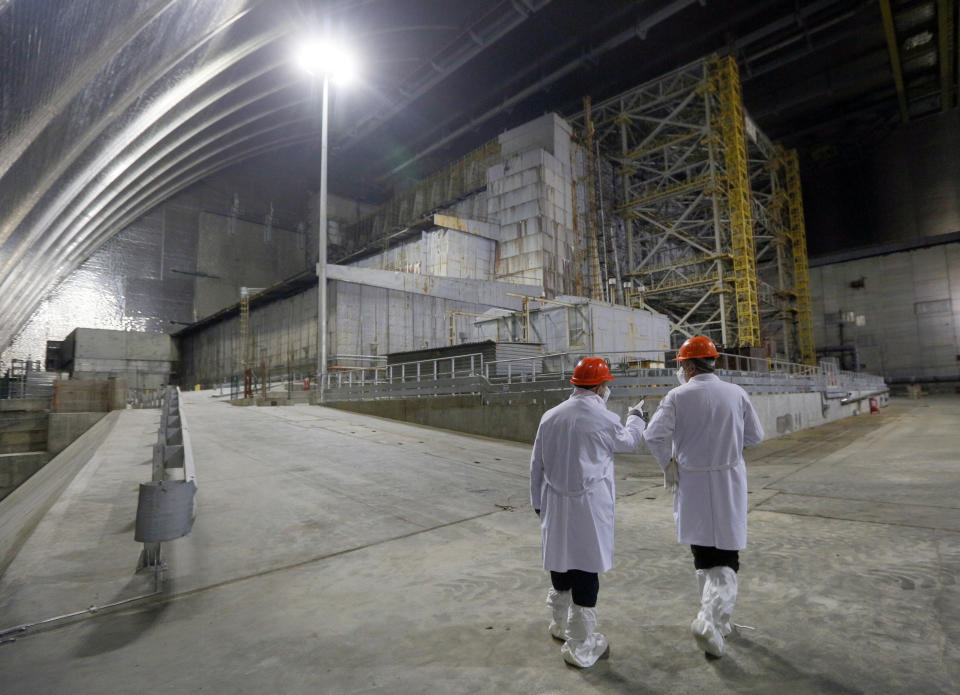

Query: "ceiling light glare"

xmin=295 ymin=38 xmax=357 ymax=85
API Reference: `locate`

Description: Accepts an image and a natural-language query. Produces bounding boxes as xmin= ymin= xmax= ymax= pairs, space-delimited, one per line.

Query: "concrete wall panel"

xmin=812 ymin=240 xmax=960 ymax=380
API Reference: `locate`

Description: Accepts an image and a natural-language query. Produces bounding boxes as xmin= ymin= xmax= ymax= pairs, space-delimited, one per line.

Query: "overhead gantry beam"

xmin=878 ymin=0 xmax=911 ymax=122
xmin=938 ymin=0 xmax=956 ymax=110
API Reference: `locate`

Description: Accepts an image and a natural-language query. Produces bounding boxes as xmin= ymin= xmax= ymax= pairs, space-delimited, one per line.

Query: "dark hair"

xmin=688 ymin=357 xmax=716 ymax=373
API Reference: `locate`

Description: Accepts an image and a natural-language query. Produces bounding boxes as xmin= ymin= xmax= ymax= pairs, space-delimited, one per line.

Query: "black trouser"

xmin=690 ymin=545 xmax=740 ymax=572
xmin=550 ymin=569 xmax=599 ymax=607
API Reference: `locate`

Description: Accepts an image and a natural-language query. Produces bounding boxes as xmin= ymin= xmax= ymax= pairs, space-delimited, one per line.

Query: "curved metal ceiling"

xmin=0 ymin=0 xmax=552 ymax=351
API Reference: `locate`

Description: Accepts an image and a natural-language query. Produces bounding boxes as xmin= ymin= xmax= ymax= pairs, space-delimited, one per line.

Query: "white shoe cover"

xmin=692 ymin=566 xmax=738 ymax=656
xmin=691 ymin=616 xmax=724 ymax=657
xmin=561 ymin=605 xmax=609 ymax=668
xmin=709 ymin=566 xmax=738 ymax=638
xmin=546 ymin=588 xmax=572 ymax=640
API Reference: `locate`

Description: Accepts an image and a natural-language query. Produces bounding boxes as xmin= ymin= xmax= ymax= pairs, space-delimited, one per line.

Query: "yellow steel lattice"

xmin=710 ymin=56 xmax=760 ymax=347
xmin=784 ymin=149 xmax=816 ymax=365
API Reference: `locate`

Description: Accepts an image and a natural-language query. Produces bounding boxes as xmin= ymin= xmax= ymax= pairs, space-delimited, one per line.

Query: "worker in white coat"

xmin=643 ymin=336 xmax=764 ymax=658
xmin=530 ymin=357 xmax=647 ymax=668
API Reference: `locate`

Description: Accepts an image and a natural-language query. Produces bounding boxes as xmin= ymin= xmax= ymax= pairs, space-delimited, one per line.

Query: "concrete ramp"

xmin=0 ymin=397 xmax=958 ymax=695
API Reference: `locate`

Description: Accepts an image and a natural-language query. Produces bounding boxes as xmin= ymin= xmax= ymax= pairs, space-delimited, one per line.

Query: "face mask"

xmin=601 ymin=385 xmax=611 ymax=402
xmin=676 ymin=367 xmax=687 ymax=386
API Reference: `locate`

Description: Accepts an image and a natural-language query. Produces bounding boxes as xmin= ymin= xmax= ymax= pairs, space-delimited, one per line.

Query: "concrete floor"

xmin=0 ymin=393 xmax=957 ymax=694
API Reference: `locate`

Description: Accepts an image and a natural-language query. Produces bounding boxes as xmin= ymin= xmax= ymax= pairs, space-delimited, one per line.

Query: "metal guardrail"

xmin=134 ymin=386 xmax=197 ymax=573
xmin=318 ymin=349 xmax=886 ymax=402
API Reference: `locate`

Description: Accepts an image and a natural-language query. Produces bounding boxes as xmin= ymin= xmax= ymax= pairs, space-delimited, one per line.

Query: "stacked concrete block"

xmin=354 ymin=228 xmax=495 ymax=280
xmin=486 ymin=147 xmax=577 ymax=293
xmin=52 ymin=378 xmax=127 ymax=413
xmin=0 ymin=399 xmax=51 ymax=501
xmin=485 ymin=114 xmax=579 ymax=296
xmin=63 ymin=328 xmax=175 ymax=391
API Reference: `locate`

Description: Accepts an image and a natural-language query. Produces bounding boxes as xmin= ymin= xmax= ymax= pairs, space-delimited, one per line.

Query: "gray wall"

xmin=178 ymin=287 xmax=318 ymax=387
xmin=1 ymin=164 xmax=317 ymax=367
xmin=810 ymin=241 xmax=960 ymax=380
xmin=331 ymin=388 xmax=887 ymax=445
xmin=194 ymin=212 xmax=308 ymax=320
xmin=805 ymin=109 xmax=960 ymax=256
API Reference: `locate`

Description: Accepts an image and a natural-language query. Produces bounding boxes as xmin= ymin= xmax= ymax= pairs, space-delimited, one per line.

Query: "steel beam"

xmin=938 ymin=0 xmax=956 ymax=110
xmin=879 ymin=0 xmax=911 ymax=122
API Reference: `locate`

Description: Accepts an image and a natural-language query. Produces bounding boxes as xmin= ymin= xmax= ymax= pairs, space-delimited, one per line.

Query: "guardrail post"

xmin=470 ymin=354 xmax=475 ymax=376
xmin=402 ymin=364 xmax=406 ymax=382
xmin=433 ymin=360 xmax=438 ymax=380
xmin=450 ymin=357 xmax=455 ymax=378
xmin=136 ymin=386 xmax=196 ymax=576
xmin=417 ymin=362 xmax=421 ymax=382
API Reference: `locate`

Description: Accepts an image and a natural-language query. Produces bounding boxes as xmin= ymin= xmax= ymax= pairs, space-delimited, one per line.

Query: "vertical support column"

xmin=569 ymin=145 xmax=585 ymax=298
xmin=618 ymin=111 xmax=635 ymax=277
xmin=784 ymin=149 xmax=816 ymax=365
xmin=711 ymin=56 xmax=759 ymax=347
xmin=583 ymin=97 xmax=604 ymax=301
xmin=240 ymin=288 xmax=251 ymax=398
xmin=771 ymin=145 xmax=794 ymax=362
xmin=704 ymin=73 xmax=729 ymax=346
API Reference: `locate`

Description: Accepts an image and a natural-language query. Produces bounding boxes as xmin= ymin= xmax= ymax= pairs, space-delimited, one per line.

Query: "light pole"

xmin=295 ymin=39 xmax=356 ymax=404
xmin=318 ymin=72 xmax=328 ymax=404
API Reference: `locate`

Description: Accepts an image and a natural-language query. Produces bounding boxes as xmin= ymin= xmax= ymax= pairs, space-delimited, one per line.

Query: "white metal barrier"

xmin=134 ymin=386 xmax=197 ymax=572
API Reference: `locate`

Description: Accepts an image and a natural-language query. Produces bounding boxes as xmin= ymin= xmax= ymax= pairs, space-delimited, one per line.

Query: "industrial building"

xmin=0 ymin=1 xmax=958 ymax=693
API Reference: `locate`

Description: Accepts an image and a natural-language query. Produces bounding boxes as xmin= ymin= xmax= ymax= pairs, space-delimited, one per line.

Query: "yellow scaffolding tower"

xmin=784 ymin=149 xmax=816 ymax=365
xmin=710 ymin=56 xmax=760 ymax=347
xmin=582 ymin=97 xmax=605 ymax=301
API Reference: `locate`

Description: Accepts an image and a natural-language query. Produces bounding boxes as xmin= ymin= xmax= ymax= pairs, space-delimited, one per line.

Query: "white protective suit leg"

xmin=691 ymin=566 xmax=738 ymax=656
xmin=561 ymin=604 xmax=609 ymax=668
xmin=546 ymin=588 xmax=572 ymax=640
xmin=710 ymin=566 xmax=737 ymax=637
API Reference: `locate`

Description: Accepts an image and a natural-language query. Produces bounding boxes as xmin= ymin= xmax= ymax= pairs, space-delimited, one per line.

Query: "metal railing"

xmin=323 ymin=352 xmax=486 ymax=389
xmin=134 ymin=386 xmax=197 ymax=574
xmin=1 ymin=359 xmax=53 ymax=399
xmin=317 ymin=349 xmax=886 ymax=402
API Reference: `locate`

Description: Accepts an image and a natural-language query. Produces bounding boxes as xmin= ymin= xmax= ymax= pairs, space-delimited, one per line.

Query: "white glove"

xmin=628 ymin=400 xmax=647 ymax=422
xmin=664 ymin=458 xmax=678 ymax=493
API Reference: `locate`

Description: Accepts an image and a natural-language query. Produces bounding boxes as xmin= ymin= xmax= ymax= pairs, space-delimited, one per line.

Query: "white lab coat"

xmin=530 ymin=389 xmax=646 ymax=573
xmin=643 ymin=373 xmax=764 ymax=550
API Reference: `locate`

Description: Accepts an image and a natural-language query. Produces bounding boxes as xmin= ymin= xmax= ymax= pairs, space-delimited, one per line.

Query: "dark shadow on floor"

xmin=711 ymin=633 xmax=864 ymax=695
xmin=72 ymin=576 xmax=169 ymax=659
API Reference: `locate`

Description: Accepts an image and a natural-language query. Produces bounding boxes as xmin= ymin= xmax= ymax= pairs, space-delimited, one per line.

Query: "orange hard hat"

xmin=675 ymin=335 xmax=719 ymax=361
xmin=570 ymin=357 xmax=614 ymax=385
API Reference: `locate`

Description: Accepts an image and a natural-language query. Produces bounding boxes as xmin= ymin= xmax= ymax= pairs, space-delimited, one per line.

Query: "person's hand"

xmin=664 ymin=458 xmax=678 ymax=493
xmin=628 ymin=399 xmax=647 ymax=421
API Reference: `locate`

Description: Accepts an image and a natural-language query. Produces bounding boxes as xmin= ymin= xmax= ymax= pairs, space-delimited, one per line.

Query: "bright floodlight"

xmin=295 ymin=39 xmax=356 ymax=84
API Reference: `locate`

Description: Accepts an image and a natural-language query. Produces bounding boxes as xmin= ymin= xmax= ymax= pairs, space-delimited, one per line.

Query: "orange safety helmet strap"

xmin=570 ymin=357 xmax=615 ymax=385
xmin=675 ymin=335 xmax=720 ymax=361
